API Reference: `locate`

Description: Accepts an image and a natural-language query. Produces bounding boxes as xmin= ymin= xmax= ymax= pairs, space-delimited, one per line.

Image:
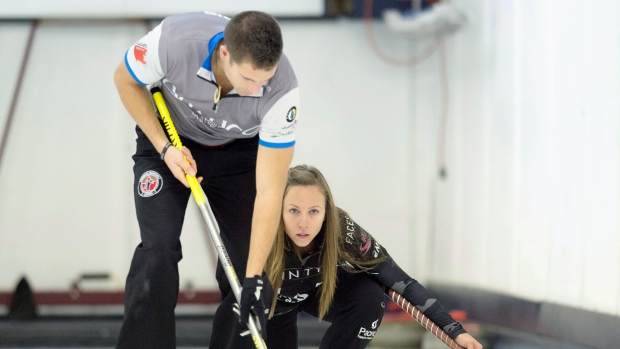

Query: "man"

xmin=113 ymin=10 xmax=299 ymax=348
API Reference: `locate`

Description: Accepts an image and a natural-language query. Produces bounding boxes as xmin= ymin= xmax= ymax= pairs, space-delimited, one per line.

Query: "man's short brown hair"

xmin=224 ymin=11 xmax=283 ymax=70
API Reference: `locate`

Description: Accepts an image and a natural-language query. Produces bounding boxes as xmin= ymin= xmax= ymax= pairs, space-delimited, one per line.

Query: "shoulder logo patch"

xmin=286 ymin=106 xmax=297 ymax=122
xmin=134 ymin=42 xmax=148 ymax=65
xmin=138 ymin=170 xmax=163 ymax=197
xmin=359 ymin=232 xmax=372 ymax=255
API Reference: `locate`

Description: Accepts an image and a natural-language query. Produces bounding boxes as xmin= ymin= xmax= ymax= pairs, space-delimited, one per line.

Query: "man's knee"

xmin=131 ymin=243 xmax=183 ymax=272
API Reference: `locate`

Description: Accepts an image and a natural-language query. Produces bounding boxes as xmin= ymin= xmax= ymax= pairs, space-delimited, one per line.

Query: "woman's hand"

xmin=455 ymin=332 xmax=483 ymax=349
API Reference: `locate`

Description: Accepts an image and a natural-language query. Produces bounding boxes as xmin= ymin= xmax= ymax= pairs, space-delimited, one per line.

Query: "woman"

xmin=265 ymin=165 xmax=482 ymax=349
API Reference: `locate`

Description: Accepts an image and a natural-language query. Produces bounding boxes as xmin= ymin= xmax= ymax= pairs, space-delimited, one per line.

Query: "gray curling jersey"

xmin=124 ymin=11 xmax=299 ymax=147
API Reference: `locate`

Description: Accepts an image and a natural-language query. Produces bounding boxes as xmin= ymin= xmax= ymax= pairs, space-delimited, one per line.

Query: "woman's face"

xmin=282 ymin=185 xmax=326 ymax=255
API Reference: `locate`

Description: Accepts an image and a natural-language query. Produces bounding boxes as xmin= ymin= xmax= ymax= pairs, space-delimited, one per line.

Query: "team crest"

xmin=286 ymin=106 xmax=297 ymax=122
xmin=134 ymin=42 xmax=148 ymax=65
xmin=138 ymin=170 xmax=163 ymax=197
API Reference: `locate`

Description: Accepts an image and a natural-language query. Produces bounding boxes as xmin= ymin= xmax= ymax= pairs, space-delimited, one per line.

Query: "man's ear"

xmin=220 ymin=44 xmax=230 ymax=63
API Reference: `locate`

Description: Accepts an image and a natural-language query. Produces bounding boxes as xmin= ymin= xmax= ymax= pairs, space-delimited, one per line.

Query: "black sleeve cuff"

xmin=443 ymin=321 xmax=467 ymax=339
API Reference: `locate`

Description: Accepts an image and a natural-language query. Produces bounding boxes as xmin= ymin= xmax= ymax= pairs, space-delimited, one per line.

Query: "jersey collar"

xmin=197 ymin=31 xmax=224 ymax=81
xmin=196 ymin=31 xmax=265 ymax=98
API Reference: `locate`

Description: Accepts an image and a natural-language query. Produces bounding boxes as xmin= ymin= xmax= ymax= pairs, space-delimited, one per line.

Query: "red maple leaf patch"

xmin=134 ymin=43 xmax=147 ymax=65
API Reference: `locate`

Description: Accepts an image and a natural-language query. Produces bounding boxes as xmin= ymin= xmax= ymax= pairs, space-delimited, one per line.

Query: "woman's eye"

xmin=310 ymin=209 xmax=319 ymax=215
xmin=289 ymin=208 xmax=298 ymax=214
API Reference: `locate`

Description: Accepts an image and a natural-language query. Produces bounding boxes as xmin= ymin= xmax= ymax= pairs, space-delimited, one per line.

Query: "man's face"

xmin=220 ymin=45 xmax=277 ymax=96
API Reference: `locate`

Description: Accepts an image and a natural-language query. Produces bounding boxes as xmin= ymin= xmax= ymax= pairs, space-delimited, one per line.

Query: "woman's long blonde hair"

xmin=265 ymin=165 xmax=341 ymax=319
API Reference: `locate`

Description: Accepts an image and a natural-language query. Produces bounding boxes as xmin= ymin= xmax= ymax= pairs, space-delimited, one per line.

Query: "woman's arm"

xmin=369 ymin=258 xmax=466 ymax=339
xmin=340 ymin=214 xmax=466 ymax=339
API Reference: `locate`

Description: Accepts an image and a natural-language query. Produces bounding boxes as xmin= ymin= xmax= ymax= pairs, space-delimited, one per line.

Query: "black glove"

xmin=238 ymin=275 xmax=266 ymax=334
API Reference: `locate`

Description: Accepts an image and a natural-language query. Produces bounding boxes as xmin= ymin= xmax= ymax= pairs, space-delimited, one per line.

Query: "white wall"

xmin=1 ymin=0 xmax=620 ymax=319
xmin=0 ymin=18 xmax=413 ymax=294
xmin=411 ymin=0 xmax=620 ymax=316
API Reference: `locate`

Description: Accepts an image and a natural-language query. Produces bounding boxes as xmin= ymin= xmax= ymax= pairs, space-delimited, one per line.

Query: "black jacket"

xmin=275 ymin=212 xmax=466 ymax=339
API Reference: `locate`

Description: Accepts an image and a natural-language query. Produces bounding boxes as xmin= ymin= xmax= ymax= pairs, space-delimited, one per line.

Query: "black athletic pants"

xmin=116 ymin=125 xmax=272 ymax=349
xmin=266 ymin=269 xmax=387 ymax=349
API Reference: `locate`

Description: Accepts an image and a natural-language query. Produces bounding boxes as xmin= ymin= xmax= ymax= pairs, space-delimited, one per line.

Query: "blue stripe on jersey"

xmin=258 ymin=140 xmax=295 ymax=149
xmin=124 ymin=51 xmax=147 ymax=86
xmin=201 ymin=32 xmax=225 ymax=71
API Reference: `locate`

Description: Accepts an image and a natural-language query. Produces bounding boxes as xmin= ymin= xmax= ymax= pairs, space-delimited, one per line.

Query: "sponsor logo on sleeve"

xmin=373 ymin=242 xmax=381 ymax=258
xmin=345 ymin=216 xmax=356 ymax=244
xmin=134 ymin=42 xmax=148 ymax=65
xmin=359 ymin=232 xmax=372 ymax=255
xmin=286 ymin=106 xmax=297 ymax=122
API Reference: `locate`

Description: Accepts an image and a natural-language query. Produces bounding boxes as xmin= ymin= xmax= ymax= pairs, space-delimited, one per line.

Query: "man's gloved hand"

xmin=238 ymin=275 xmax=266 ymax=334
